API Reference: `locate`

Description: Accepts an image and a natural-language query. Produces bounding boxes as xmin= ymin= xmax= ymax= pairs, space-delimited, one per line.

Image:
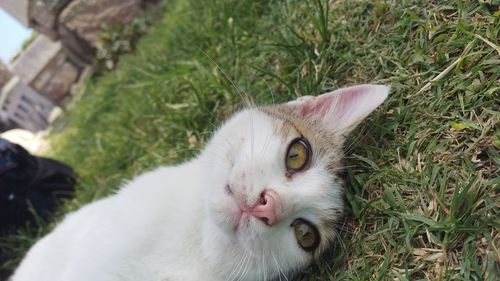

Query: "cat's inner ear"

xmin=288 ymin=84 xmax=389 ymax=134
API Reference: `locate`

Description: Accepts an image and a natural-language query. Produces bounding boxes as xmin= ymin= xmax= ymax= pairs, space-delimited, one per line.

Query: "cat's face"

xmin=200 ymin=85 xmax=389 ymax=280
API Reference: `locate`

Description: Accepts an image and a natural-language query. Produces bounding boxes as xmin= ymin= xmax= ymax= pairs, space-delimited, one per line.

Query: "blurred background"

xmin=0 ymin=0 xmax=159 ymax=153
xmin=0 ymin=2 xmax=160 ymax=279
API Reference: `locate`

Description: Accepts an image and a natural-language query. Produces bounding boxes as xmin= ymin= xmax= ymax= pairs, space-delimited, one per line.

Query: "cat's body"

xmin=12 ymin=85 xmax=389 ymax=281
xmin=13 ymin=163 xmax=206 ymax=281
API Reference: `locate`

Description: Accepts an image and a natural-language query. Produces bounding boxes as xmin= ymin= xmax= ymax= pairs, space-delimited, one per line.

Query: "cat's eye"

xmin=285 ymin=138 xmax=311 ymax=174
xmin=291 ymin=218 xmax=320 ymax=251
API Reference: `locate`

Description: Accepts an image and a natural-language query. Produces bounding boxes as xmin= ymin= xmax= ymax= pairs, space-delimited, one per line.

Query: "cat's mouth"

xmin=233 ymin=212 xmax=248 ymax=231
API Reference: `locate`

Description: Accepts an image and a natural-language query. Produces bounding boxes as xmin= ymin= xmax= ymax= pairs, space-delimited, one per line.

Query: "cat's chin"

xmin=234 ymin=213 xmax=264 ymax=232
xmin=218 ymin=206 xmax=265 ymax=235
xmin=213 ymin=204 xmax=270 ymax=244
xmin=230 ymin=216 xmax=268 ymax=254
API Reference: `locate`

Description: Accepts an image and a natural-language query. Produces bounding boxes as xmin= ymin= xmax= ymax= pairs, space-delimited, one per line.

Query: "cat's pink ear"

xmin=288 ymin=84 xmax=389 ymax=134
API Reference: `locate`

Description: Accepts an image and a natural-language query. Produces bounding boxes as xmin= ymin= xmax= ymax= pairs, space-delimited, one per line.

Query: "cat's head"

xmin=200 ymin=84 xmax=389 ymax=280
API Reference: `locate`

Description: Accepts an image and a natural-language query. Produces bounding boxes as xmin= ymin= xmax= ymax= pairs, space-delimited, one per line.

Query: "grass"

xmin=1 ymin=0 xmax=499 ymax=280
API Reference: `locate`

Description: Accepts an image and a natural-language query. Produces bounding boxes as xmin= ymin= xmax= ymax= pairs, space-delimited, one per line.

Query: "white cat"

xmin=12 ymin=84 xmax=389 ymax=281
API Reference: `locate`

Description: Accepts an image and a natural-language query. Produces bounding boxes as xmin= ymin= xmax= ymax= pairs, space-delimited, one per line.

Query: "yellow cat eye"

xmin=285 ymin=138 xmax=311 ymax=173
xmin=292 ymin=218 xmax=320 ymax=251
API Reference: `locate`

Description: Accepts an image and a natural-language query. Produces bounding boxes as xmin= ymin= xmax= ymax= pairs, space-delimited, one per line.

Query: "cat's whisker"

xmin=259 ymin=252 xmax=265 ymax=281
xmin=220 ymin=134 xmax=236 ymax=151
xmin=250 ymin=112 xmax=255 ymax=163
xmin=226 ymin=251 xmax=244 ymax=281
xmin=263 ymin=248 xmax=268 ymax=281
xmin=195 ymin=138 xmax=233 ymax=157
xmin=324 ymin=126 xmax=374 ymax=168
xmin=258 ymin=73 xmax=277 ymax=106
xmin=335 ymin=230 xmax=346 ymax=249
xmin=273 ymin=258 xmax=282 ymax=281
xmin=237 ymin=252 xmax=251 ymax=281
xmin=228 ymin=251 xmax=247 ymax=281
xmin=270 ymin=251 xmax=282 ymax=281
xmin=342 ymin=125 xmax=376 ymax=158
xmin=335 ymin=220 xmax=354 ymax=236
xmin=232 ymin=255 xmax=245 ymax=281
xmin=326 ymin=164 xmax=359 ymax=174
xmin=171 ymin=147 xmax=202 ymax=154
xmin=276 ymin=246 xmax=290 ymax=281
xmin=335 ymin=226 xmax=354 ymax=237
xmin=198 ymin=144 xmax=232 ymax=161
xmin=256 ymin=237 xmax=270 ymax=281
xmin=230 ymin=255 xmax=242 ymax=281
xmin=243 ymin=251 xmax=254 ymax=281
xmin=189 ymin=40 xmax=254 ymax=110
xmin=271 ymin=248 xmax=289 ymax=281
xmin=335 ymin=164 xmax=358 ymax=170
xmin=258 ymin=127 xmax=271 ymax=165
xmin=204 ymin=114 xmax=224 ymax=130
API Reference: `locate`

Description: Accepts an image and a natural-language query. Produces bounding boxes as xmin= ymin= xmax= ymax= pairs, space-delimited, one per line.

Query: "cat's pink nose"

xmin=247 ymin=190 xmax=281 ymax=226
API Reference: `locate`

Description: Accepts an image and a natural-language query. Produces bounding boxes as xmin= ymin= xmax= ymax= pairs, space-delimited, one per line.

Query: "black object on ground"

xmin=0 ymin=138 xmax=77 ymax=280
xmin=0 ymin=138 xmax=76 ymax=232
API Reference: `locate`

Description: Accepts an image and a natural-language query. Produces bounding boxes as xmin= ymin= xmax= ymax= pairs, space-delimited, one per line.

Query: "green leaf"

xmin=450 ymin=121 xmax=469 ymax=131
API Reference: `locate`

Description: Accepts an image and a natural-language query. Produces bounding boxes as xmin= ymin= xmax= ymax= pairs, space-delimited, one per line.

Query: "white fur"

xmin=12 ymin=85 xmax=388 ymax=281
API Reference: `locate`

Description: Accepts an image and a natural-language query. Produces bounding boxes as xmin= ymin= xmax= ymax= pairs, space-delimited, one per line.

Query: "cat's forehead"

xmin=258 ymin=105 xmax=344 ymax=169
xmin=258 ymin=105 xmax=309 ymax=139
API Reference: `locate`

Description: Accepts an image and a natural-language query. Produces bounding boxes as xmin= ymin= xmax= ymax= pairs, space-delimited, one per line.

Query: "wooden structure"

xmin=0 ymin=77 xmax=55 ymax=132
xmin=11 ymin=34 xmax=80 ymax=103
xmin=0 ymin=0 xmax=159 ymax=131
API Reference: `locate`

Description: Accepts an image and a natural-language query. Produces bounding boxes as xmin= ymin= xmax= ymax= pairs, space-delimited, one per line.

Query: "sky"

xmin=0 ymin=8 xmax=32 ymax=63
